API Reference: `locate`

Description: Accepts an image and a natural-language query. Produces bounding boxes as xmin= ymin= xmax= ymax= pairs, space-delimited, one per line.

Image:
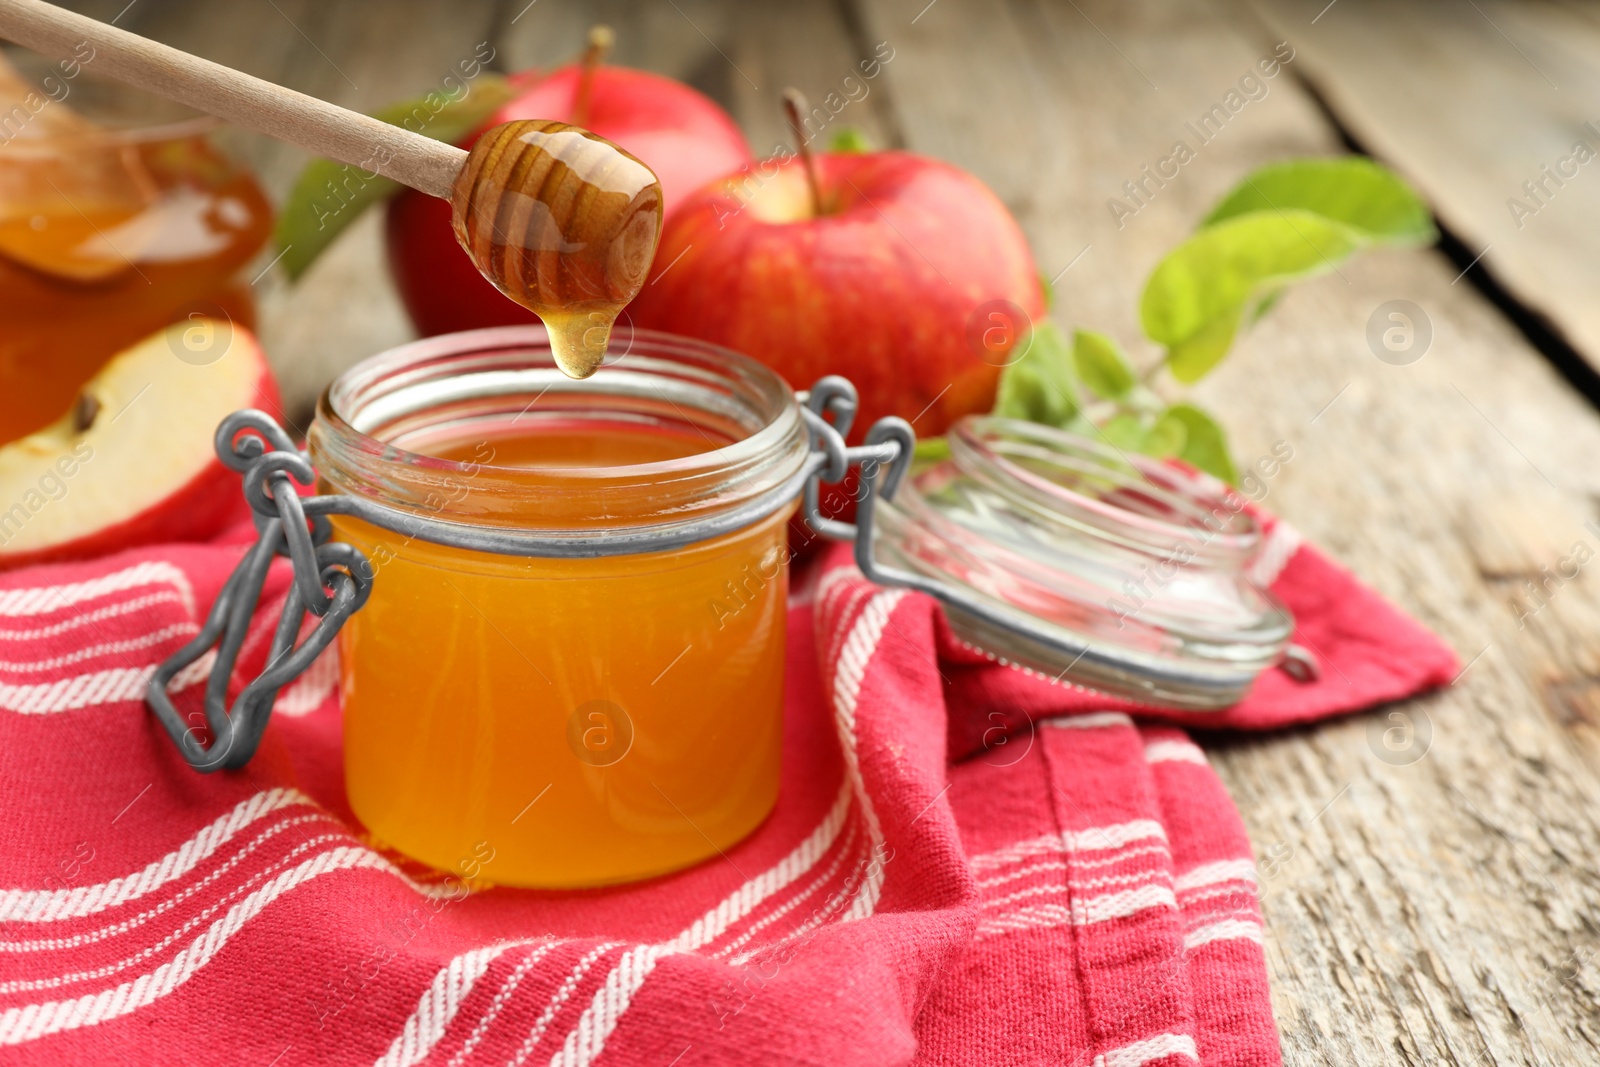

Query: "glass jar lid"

xmin=873 ymin=416 xmax=1294 ymax=709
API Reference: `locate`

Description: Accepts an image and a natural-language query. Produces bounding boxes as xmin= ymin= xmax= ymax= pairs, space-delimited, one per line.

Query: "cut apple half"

xmin=0 ymin=319 xmax=280 ymax=570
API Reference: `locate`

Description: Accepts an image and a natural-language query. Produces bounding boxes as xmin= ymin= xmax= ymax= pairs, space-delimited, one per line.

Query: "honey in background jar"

xmin=0 ymin=128 xmax=272 ymax=444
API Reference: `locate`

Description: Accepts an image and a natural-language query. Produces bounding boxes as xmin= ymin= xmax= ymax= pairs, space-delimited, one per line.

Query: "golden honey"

xmin=311 ymin=331 xmax=810 ymax=887
xmin=451 ymin=120 xmax=663 ymax=381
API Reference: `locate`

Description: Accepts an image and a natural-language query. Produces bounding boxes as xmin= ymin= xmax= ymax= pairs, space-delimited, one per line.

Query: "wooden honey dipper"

xmin=0 ymin=0 xmax=663 ymax=379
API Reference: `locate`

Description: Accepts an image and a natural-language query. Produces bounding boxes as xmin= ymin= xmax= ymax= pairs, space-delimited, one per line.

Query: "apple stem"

xmin=572 ymin=24 xmax=614 ymax=128
xmin=782 ymin=88 xmax=825 ymax=217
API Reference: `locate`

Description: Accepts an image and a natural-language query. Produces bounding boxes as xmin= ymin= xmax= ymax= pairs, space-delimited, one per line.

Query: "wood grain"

xmin=853 ymin=0 xmax=1600 ymax=1062
xmin=1246 ymin=0 xmax=1600 ymax=381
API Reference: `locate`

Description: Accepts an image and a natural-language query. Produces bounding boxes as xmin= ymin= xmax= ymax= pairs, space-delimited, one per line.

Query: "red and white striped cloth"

xmin=0 ymin=520 xmax=1456 ymax=1065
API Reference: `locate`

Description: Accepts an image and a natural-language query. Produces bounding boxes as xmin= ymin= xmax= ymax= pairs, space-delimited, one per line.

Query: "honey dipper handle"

xmin=0 ymin=0 xmax=466 ymax=200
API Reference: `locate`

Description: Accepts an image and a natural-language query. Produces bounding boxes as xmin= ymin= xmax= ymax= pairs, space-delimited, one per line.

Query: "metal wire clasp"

xmin=146 ymin=412 xmax=372 ymax=772
xmin=795 ymin=376 xmax=916 ymax=576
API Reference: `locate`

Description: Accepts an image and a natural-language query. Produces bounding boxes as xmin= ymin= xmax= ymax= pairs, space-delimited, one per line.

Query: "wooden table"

xmin=31 ymin=0 xmax=1600 ymax=1062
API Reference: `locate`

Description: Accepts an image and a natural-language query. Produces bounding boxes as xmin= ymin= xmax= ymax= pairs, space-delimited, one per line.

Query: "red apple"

xmin=0 ymin=320 xmax=279 ymax=570
xmin=628 ymin=151 xmax=1045 ymax=440
xmin=386 ymin=62 xmax=752 ymax=337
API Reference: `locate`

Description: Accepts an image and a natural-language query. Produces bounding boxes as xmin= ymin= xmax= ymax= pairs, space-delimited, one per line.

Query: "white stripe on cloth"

xmin=546 ymin=944 xmax=660 ymax=1067
xmin=814 ymin=564 xmax=865 ymax=612
xmin=544 ymin=588 xmax=910 ymax=1067
xmin=0 ymin=789 xmax=311 ymax=922
xmin=0 ymin=841 xmax=465 ymax=996
xmin=732 ymin=833 xmax=868 ymax=966
xmin=970 ymin=820 xmax=1169 ymax=872
xmin=662 ymin=779 xmax=855 ymax=955
xmin=974 ymin=902 xmax=1075 ymax=940
xmin=1144 ymin=739 xmax=1209 ymax=766
xmin=445 ymin=941 xmax=563 ymax=1067
xmin=1093 ymin=1031 xmax=1199 ymax=1067
xmin=714 ymin=819 xmax=861 ymax=961
xmin=1175 ymin=858 xmax=1257 ymax=894
xmin=0 ymin=592 xmax=187 ymax=642
xmin=0 ymin=847 xmax=390 ymax=1045
xmin=1183 ymin=918 xmax=1263 ymax=950
xmin=0 ymin=820 xmax=342 ymax=952
xmin=831 ymin=589 xmax=903 ymax=923
xmin=1073 ymin=884 xmax=1176 ymax=925
xmin=977 ymin=845 xmax=1176 ymax=890
xmin=275 ymin=645 xmax=339 ymax=718
xmin=0 ymin=652 xmax=213 ymax=715
xmin=0 ymin=623 xmax=197 ymax=674
xmin=978 ymin=858 xmax=1069 ymax=889
xmin=819 ymin=569 xmax=872 ymax=669
xmin=1043 ymin=712 xmax=1134 ymax=731
xmin=504 ymin=943 xmax=623 ymax=1067
xmin=1180 ymin=884 xmax=1259 ymax=909
xmin=1246 ymin=521 xmax=1302 ymax=588
xmin=373 ymin=941 xmax=540 ymax=1067
xmin=375 ymin=780 xmax=858 ymax=1067
xmin=982 ymin=867 xmax=1170 ymax=910
xmin=0 ymin=562 xmax=193 ymax=618
xmin=975 ymin=883 xmax=1178 ymax=940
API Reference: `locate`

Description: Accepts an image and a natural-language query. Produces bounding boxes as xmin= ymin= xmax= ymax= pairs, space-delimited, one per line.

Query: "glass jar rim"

xmin=949 ymin=416 xmax=1261 ymax=565
xmin=309 ymin=326 xmax=812 ymax=539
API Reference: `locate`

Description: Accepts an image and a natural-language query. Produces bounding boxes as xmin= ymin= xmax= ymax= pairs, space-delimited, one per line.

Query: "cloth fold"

xmin=0 ymin=519 xmax=1455 ymax=1065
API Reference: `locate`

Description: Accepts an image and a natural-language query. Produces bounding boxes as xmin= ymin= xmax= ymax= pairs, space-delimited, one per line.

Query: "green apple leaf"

xmin=994 ymin=320 xmax=1079 ymax=427
xmin=1163 ymin=402 xmax=1237 ymax=483
xmin=1164 ymin=313 xmax=1239 ymax=384
xmin=1072 ymin=328 xmax=1137 ymax=399
xmin=1202 ymin=157 xmax=1437 ymax=245
xmin=272 ymin=74 xmax=514 ymax=280
xmin=1247 ymin=288 xmax=1284 ymax=324
xmin=1100 ymin=413 xmax=1147 ymax=452
xmin=828 ymin=126 xmax=873 ymax=153
xmin=1144 ymin=410 xmax=1188 ymax=458
xmin=1141 ymin=209 xmax=1363 ymax=383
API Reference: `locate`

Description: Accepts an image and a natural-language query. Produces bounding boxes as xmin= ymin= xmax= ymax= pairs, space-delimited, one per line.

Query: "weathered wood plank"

xmin=852 ymin=0 xmax=1600 ymax=1062
xmin=496 ymin=0 xmax=896 ymax=158
xmin=1246 ymin=0 xmax=1600 ymax=382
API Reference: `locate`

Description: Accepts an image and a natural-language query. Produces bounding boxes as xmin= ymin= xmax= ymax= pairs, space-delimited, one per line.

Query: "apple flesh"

xmin=0 ymin=320 xmax=279 ymax=570
xmin=628 ymin=151 xmax=1045 ymax=440
xmin=386 ymin=64 xmax=752 ymax=337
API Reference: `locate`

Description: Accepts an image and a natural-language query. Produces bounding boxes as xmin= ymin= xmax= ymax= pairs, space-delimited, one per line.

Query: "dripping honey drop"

xmin=451 ymin=120 xmax=663 ymax=379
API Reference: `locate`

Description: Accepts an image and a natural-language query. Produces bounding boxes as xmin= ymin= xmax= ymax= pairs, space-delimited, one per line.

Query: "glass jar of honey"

xmin=0 ymin=113 xmax=272 ymax=444
xmin=305 ymin=328 xmax=810 ymax=888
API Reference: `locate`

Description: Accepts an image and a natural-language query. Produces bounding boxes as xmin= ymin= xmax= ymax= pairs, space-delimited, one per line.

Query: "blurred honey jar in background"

xmin=0 ymin=52 xmax=272 ymax=444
